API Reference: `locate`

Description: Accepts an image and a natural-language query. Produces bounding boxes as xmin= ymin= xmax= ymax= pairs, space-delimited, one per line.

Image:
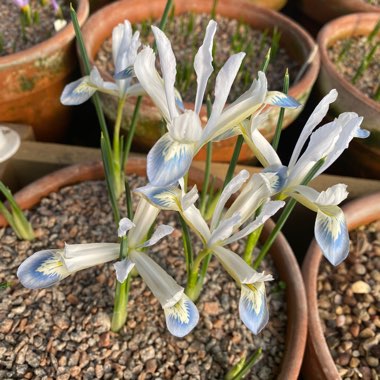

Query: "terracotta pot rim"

xmin=317 ymin=12 xmax=380 ymax=113
xmin=302 ymin=192 xmax=380 ymax=379
xmin=1 ymin=158 xmax=307 ymax=379
xmin=0 ymin=0 xmax=89 ymax=66
xmin=83 ymin=0 xmax=319 ymax=103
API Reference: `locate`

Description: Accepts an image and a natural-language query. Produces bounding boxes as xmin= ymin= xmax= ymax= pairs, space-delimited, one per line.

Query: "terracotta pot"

xmin=317 ymin=12 xmax=380 ymax=179
xmin=302 ymin=192 xmax=380 ymax=380
xmin=0 ymin=157 xmax=307 ymax=378
xmin=244 ymin=0 xmax=287 ymax=11
xmin=82 ymin=0 xmax=319 ymax=162
xmin=0 ymin=0 xmax=89 ymax=142
xmin=298 ymin=0 xmax=379 ymax=24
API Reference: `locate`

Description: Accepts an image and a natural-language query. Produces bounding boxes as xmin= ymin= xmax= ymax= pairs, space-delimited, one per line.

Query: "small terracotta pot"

xmin=302 ymin=192 xmax=380 ymax=380
xmin=82 ymin=0 xmax=319 ymax=162
xmin=317 ymin=13 xmax=380 ymax=179
xmin=245 ymin=0 xmax=287 ymax=11
xmin=298 ymin=0 xmax=379 ymax=24
xmin=0 ymin=157 xmax=307 ymax=379
xmin=0 ymin=0 xmax=89 ymax=142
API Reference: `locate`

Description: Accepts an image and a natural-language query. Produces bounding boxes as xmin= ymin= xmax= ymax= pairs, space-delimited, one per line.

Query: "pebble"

xmin=318 ymin=221 xmax=380 ymax=378
xmin=351 ymin=281 xmax=371 ymax=294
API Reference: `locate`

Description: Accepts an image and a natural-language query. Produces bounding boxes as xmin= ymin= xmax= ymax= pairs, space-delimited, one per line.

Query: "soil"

xmin=328 ymin=35 xmax=380 ymax=101
xmin=0 ymin=0 xmax=71 ymax=57
xmin=318 ymin=220 xmax=380 ymax=379
xmin=95 ymin=13 xmax=301 ymax=103
xmin=0 ymin=178 xmax=287 ymax=379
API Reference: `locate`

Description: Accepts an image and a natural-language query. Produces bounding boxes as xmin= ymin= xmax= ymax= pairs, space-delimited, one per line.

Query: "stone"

xmin=145 ymin=359 xmax=157 ymax=373
xmin=351 ymin=281 xmax=371 ymax=294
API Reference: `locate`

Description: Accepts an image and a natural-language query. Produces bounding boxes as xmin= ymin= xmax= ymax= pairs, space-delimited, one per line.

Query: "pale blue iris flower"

xmin=17 ymin=198 xmax=199 ymax=337
xmin=136 ymin=171 xmax=284 ymax=334
xmin=242 ymin=90 xmax=370 ymax=265
xmin=61 ymin=20 xmax=143 ymax=105
xmin=134 ymin=21 xmax=300 ymax=187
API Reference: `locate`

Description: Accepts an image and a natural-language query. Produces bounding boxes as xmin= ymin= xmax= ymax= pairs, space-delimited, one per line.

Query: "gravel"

xmin=0 ymin=178 xmax=287 ymax=379
xmin=95 ymin=13 xmax=300 ymax=103
xmin=0 ymin=0 xmax=71 ymax=57
xmin=328 ymin=35 xmax=380 ymax=101
xmin=318 ymin=220 xmax=380 ymax=379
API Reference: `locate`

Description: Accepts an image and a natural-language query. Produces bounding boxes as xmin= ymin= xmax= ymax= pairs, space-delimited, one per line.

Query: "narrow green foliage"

xmin=124 ymin=180 xmax=134 ymax=220
xmin=243 ymin=224 xmax=264 ymax=265
xmin=0 ymin=33 xmax=4 ymax=54
xmin=258 ymin=29 xmax=269 ymax=55
xmin=352 ymin=42 xmax=379 ymax=84
xmin=272 ymin=69 xmax=289 ymax=151
xmin=33 ymin=11 xmax=40 ymax=25
xmin=368 ymin=19 xmax=380 ymax=44
xmin=260 ymin=48 xmax=271 ymax=73
xmin=270 ymin=26 xmax=281 ymax=61
xmin=179 ymin=214 xmax=194 ymax=278
xmin=253 ymin=158 xmax=326 ymax=269
xmin=0 ymin=182 xmax=34 ymax=240
xmin=225 ymin=348 xmax=263 ymax=380
xmin=158 ymin=0 xmax=174 ymax=30
xmin=187 ymin=12 xmax=195 ymax=34
xmin=222 ymin=135 xmax=244 ymax=190
xmin=337 ymin=39 xmax=352 ymax=62
xmin=211 ymin=0 xmax=218 ymax=19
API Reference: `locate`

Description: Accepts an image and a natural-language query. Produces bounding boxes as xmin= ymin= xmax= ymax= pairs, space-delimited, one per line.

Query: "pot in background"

xmin=298 ymin=0 xmax=379 ymax=24
xmin=317 ymin=12 xmax=380 ymax=179
xmin=82 ymin=0 xmax=319 ymax=162
xmin=0 ymin=0 xmax=89 ymax=142
xmin=302 ymin=192 xmax=380 ymax=380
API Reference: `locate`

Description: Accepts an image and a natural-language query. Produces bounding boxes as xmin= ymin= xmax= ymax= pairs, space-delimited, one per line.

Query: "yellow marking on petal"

xmin=166 ymin=296 xmax=190 ymax=324
xmin=163 ymin=141 xmax=191 ymax=162
xmin=242 ymin=283 xmax=265 ymax=315
xmin=73 ymin=81 xmax=95 ymax=94
xmin=36 ymin=253 xmax=67 ymax=278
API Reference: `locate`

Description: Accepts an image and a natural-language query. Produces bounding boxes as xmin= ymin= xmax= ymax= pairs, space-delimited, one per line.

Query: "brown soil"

xmin=0 ymin=0 xmax=71 ymax=57
xmin=0 ymin=178 xmax=287 ymax=379
xmin=328 ymin=35 xmax=380 ymax=101
xmin=318 ymin=220 xmax=380 ymax=379
xmin=95 ymin=13 xmax=301 ymax=103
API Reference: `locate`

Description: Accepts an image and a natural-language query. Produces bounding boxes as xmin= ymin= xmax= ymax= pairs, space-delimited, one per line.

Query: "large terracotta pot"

xmin=302 ymin=192 xmax=380 ymax=380
xmin=317 ymin=13 xmax=380 ymax=179
xmin=82 ymin=0 xmax=319 ymax=162
xmin=246 ymin=0 xmax=287 ymax=11
xmin=0 ymin=0 xmax=89 ymax=142
xmin=0 ymin=157 xmax=307 ymax=378
xmin=298 ymin=0 xmax=379 ymax=24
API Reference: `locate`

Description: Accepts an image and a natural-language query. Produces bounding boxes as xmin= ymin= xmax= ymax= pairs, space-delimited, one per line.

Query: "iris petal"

xmin=264 ymin=91 xmax=300 ymax=108
xmin=315 ymin=208 xmax=349 ymax=266
xmin=114 ymin=258 xmax=135 ymax=283
xmin=239 ymin=283 xmax=269 ymax=335
xmin=164 ymin=293 xmax=199 ymax=337
xmin=17 ymin=250 xmax=69 ymax=289
xmin=135 ymin=184 xmax=180 ymax=210
xmin=60 ymin=77 xmax=96 ymax=105
xmin=147 ymin=133 xmax=194 ymax=187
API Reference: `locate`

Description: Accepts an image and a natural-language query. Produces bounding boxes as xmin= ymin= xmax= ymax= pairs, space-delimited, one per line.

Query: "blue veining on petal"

xmin=355 ymin=128 xmax=370 ymax=139
xmin=60 ymin=78 xmax=96 ymax=106
xmin=164 ymin=294 xmax=199 ymax=337
xmin=239 ymin=284 xmax=269 ymax=335
xmin=114 ymin=66 xmax=135 ymax=80
xmin=315 ymin=210 xmax=349 ymax=266
xmin=135 ymin=184 xmax=180 ymax=210
xmin=265 ymin=92 xmax=300 ymax=109
xmin=17 ymin=250 xmax=69 ymax=289
xmin=147 ymin=133 xmax=194 ymax=187
xmin=263 ymin=164 xmax=288 ymax=193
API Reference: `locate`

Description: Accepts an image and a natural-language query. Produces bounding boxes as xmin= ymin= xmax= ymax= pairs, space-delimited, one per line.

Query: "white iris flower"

xmin=241 ymin=90 xmax=370 ymax=265
xmin=136 ymin=171 xmax=285 ymax=334
xmin=134 ymin=20 xmax=300 ymax=187
xmin=61 ymin=20 xmax=143 ymax=105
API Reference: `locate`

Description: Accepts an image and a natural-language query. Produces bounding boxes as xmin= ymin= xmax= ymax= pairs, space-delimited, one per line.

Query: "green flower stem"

xmin=179 ymin=214 xmax=194 ymax=279
xmin=185 ymin=248 xmax=211 ymax=301
xmin=200 ymin=97 xmax=213 ymax=216
xmin=242 ymin=224 xmax=263 ymax=265
xmin=113 ymin=96 xmax=127 ymax=198
xmin=222 ymin=134 xmax=244 ymax=190
xmin=122 ymin=96 xmax=143 ymax=169
xmin=111 ymin=238 xmax=132 ymax=332
xmin=158 ymin=0 xmax=173 ymax=30
xmin=271 ymin=69 xmax=289 ymax=151
xmin=253 ymin=158 xmax=325 ymax=269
